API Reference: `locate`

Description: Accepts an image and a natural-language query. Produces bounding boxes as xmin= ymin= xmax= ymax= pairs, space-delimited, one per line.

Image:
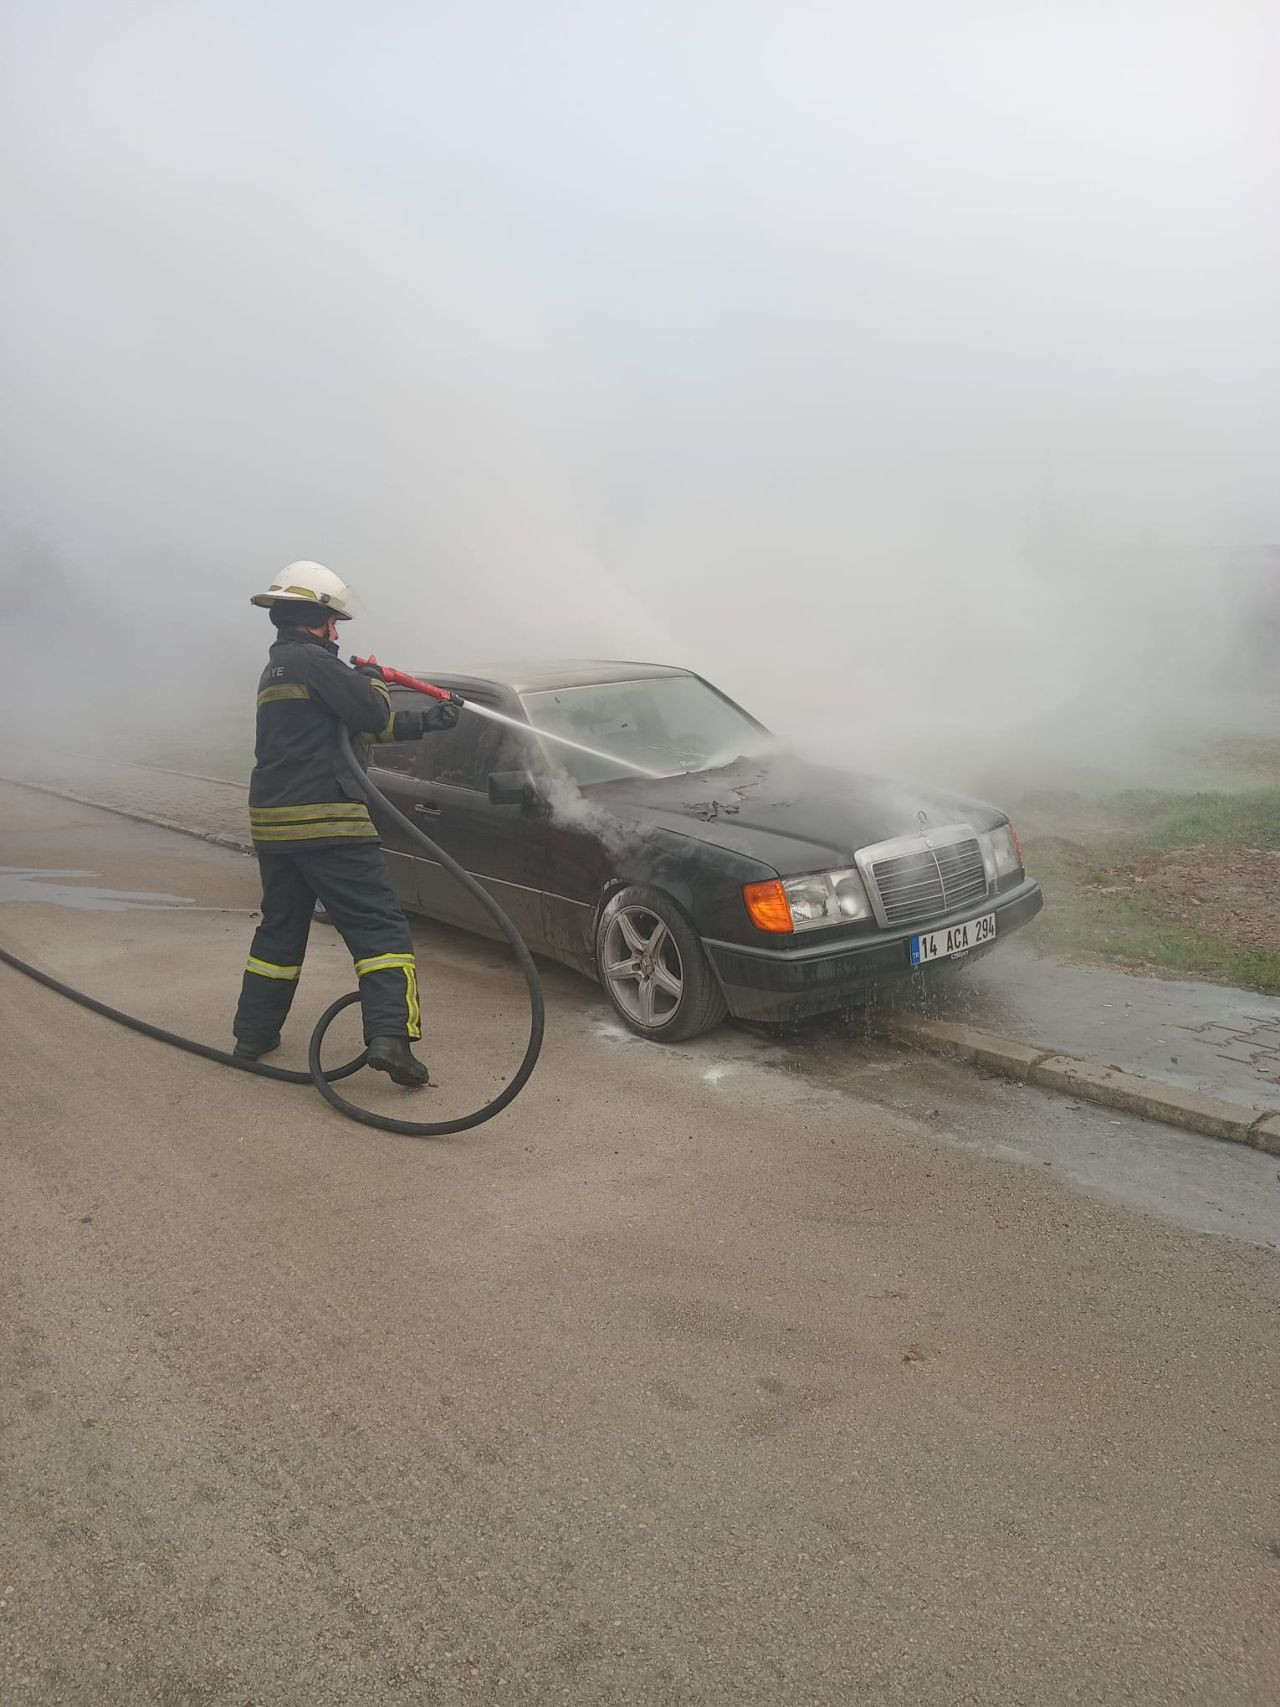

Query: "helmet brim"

xmin=250 ymin=591 xmax=356 ymax=619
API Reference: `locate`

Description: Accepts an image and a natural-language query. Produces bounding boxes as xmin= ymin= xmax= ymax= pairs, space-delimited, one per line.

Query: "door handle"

xmin=413 ymin=803 xmax=442 ymax=817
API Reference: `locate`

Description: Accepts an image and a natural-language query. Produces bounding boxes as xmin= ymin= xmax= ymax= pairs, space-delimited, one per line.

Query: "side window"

xmin=421 ymin=703 xmax=539 ymax=790
xmin=367 ymin=690 xmax=427 ymax=776
xmin=421 ymin=715 xmax=495 ymax=790
xmin=367 ymin=739 xmax=420 ymax=776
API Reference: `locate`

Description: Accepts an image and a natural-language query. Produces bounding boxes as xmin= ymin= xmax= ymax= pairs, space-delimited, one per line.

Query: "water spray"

xmin=352 ymin=658 xmax=664 ymax=778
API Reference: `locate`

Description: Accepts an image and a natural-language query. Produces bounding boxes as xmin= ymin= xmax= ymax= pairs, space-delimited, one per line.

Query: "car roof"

xmin=407 ymin=660 xmax=693 ymax=696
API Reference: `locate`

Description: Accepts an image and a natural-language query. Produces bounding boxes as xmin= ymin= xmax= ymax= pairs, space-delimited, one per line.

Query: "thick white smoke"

xmin=1 ymin=2 xmax=1276 ymax=779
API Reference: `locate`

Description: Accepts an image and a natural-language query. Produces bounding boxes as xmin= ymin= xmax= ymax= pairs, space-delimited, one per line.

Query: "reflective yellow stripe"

xmin=256 ymin=683 xmax=312 ymax=707
xmin=251 ymin=821 xmax=379 ymax=841
xmin=281 ymin=585 xmax=319 ymax=600
xmin=354 ymin=953 xmax=415 ymax=977
xmin=369 ymin=681 xmax=395 ymax=743
xmin=245 ymin=956 xmax=302 ymax=980
xmin=250 ymin=802 xmax=371 ymax=823
xmin=352 ymin=955 xmax=421 ymax=1037
xmin=404 ymin=964 xmax=421 ymax=1039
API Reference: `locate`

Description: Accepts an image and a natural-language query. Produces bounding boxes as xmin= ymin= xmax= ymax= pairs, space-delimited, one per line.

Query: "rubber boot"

xmin=233 ymin=1034 xmax=281 ymax=1062
xmin=366 ymin=1035 xmax=431 ymax=1088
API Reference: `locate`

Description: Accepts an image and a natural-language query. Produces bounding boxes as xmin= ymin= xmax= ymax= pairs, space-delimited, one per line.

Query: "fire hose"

xmin=0 ymin=667 xmax=545 ymax=1138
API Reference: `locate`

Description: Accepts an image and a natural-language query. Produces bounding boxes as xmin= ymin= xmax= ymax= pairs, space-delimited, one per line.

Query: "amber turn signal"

xmin=742 ymin=879 xmax=794 ymax=934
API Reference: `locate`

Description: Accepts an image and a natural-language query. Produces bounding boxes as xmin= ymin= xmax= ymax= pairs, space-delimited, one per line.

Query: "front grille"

xmin=869 ymin=837 xmax=988 ymax=927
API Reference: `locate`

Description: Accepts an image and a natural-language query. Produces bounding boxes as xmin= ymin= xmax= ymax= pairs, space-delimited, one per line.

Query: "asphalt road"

xmin=2 ymin=785 xmax=1279 ymax=1706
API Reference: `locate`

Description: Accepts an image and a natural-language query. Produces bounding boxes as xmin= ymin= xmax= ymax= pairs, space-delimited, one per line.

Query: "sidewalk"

xmin=0 ymin=752 xmax=252 ymax=850
xmin=920 ymin=941 xmax=1280 ymax=1117
xmin=4 ymin=751 xmax=1278 ymax=1117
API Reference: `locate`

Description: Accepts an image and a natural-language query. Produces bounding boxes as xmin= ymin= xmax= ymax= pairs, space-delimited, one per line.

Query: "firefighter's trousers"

xmin=233 ymin=842 xmax=420 ymax=1047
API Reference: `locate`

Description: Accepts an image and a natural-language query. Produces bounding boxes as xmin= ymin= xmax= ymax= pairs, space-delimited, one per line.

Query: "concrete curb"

xmin=884 ymin=1012 xmax=1280 ymax=1152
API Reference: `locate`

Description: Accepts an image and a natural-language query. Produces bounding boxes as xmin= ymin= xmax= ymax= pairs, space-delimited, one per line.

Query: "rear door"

xmin=409 ymin=691 xmax=546 ymax=944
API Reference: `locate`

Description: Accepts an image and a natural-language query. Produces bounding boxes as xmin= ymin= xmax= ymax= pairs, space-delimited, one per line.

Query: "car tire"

xmin=595 ymin=885 xmax=727 ymax=1042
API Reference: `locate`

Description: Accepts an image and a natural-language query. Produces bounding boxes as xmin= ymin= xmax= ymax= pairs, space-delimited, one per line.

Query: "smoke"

xmin=2 ymin=2 xmax=1276 ymax=780
xmin=537 ymin=772 xmax=641 ymax=865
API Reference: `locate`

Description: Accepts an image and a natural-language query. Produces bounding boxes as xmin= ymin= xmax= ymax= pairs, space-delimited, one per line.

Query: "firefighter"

xmin=232 ymin=562 xmax=459 ymax=1085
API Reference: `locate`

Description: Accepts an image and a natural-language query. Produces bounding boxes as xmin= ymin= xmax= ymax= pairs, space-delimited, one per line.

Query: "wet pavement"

xmin=0 ymin=867 xmax=197 ymax=911
xmin=4 ymin=750 xmax=1277 ymax=1115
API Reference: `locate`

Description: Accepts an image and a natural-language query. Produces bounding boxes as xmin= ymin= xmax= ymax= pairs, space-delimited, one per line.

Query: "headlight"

xmin=979 ymin=823 xmax=1023 ymax=884
xmin=743 ymin=868 xmax=873 ymax=933
xmin=785 ymin=868 xmax=874 ymax=929
xmin=784 ymin=876 xmax=832 ymax=924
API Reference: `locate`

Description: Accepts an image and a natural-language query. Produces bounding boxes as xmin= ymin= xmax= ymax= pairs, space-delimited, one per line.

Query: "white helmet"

xmin=250 ymin=561 xmax=360 ymax=620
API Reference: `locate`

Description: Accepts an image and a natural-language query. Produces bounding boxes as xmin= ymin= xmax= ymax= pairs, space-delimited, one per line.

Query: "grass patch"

xmin=1011 ymin=771 xmax=1280 ymax=993
xmin=1095 ymin=788 xmax=1280 ymax=852
xmin=1124 ymin=789 xmax=1280 ymax=851
xmin=1024 ymin=879 xmax=1280 ymax=994
xmin=1009 ymin=786 xmax=1280 ymax=853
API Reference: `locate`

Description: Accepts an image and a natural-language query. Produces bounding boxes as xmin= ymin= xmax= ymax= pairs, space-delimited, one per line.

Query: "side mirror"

xmin=488 ymin=770 xmax=541 ymax=808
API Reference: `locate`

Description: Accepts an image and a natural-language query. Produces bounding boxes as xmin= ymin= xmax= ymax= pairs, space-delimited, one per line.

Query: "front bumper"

xmin=703 ymin=878 xmax=1043 ymax=1023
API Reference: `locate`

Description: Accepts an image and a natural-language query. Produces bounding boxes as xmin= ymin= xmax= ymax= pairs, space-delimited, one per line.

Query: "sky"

xmin=1 ymin=1 xmax=1276 ymax=776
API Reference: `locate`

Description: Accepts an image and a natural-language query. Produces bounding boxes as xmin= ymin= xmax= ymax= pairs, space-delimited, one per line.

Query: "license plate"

xmin=910 ymin=913 xmax=996 ymax=966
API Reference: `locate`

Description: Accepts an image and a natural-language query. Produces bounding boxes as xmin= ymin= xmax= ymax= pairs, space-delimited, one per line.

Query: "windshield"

xmin=520 ymin=676 xmax=771 ymax=786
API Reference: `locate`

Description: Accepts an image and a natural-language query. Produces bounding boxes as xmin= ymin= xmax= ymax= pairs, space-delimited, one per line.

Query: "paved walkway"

xmin=0 ymin=752 xmax=252 ymax=848
xmin=4 ymin=751 xmax=1278 ymax=1115
xmin=923 ymin=942 xmax=1280 ymax=1116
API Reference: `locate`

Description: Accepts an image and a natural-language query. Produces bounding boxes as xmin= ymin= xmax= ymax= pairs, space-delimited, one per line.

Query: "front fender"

xmin=594 ymin=825 xmax=777 ymax=944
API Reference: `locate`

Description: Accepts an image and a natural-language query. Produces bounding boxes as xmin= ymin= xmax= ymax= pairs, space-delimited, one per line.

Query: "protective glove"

xmin=353 ymin=661 xmax=386 ymax=681
xmin=387 ymin=695 xmax=464 ymax=741
xmin=422 ymin=694 xmax=463 ymax=733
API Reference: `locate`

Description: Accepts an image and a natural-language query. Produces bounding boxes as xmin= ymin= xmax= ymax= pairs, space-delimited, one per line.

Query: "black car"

xmin=368 ymin=661 xmax=1043 ymax=1041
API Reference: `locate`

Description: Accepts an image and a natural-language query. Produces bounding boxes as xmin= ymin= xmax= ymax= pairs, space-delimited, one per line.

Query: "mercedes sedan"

xmin=367 ymin=661 xmax=1043 ymax=1041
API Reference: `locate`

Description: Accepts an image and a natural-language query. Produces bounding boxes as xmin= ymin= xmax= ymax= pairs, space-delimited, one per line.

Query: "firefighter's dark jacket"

xmin=247 ymin=631 xmax=416 ymax=846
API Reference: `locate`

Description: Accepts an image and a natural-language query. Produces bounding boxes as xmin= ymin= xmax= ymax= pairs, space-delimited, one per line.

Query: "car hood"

xmin=591 ymin=751 xmax=1006 ymax=876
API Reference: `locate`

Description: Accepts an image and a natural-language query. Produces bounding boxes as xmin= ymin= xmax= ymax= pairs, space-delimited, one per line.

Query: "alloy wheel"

xmin=602 ymin=904 xmax=685 ymax=1028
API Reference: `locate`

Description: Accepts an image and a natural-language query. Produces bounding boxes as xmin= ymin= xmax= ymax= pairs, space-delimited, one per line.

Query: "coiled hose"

xmin=0 ymin=725 xmax=544 ymax=1137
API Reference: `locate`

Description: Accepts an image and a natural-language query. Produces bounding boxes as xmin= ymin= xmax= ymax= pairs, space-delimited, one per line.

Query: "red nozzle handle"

xmin=351 ymin=655 xmax=452 ymax=702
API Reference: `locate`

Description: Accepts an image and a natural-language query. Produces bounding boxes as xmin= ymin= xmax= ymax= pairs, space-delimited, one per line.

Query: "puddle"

xmin=0 ymin=867 xmax=196 ymax=912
